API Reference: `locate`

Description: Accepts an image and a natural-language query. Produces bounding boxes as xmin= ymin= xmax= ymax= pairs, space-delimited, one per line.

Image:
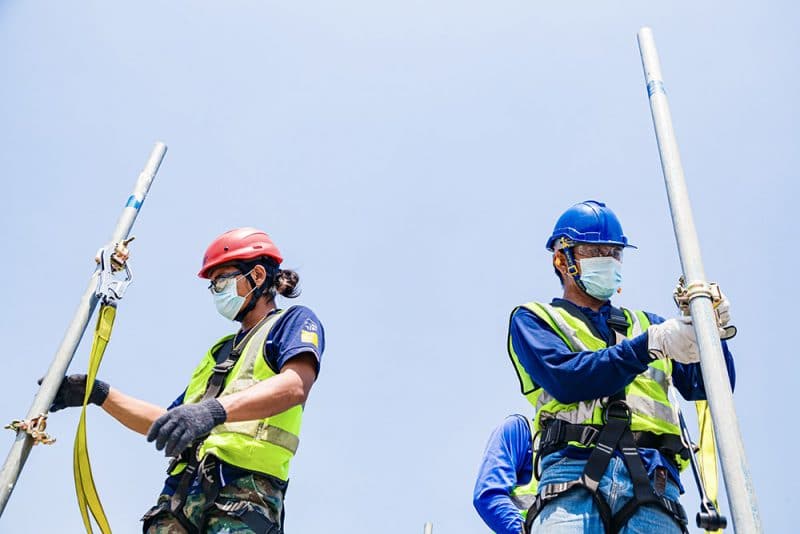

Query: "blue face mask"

xmin=578 ymin=257 xmax=622 ymax=301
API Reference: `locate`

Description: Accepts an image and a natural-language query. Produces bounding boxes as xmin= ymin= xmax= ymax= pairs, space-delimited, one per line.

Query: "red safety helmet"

xmin=198 ymin=227 xmax=283 ymax=279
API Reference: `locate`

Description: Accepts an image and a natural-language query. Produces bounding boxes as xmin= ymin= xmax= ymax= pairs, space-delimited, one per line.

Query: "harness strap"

xmin=606 ymin=307 xmax=629 ymax=337
xmin=214 ymin=500 xmax=279 ymax=533
xmin=538 ymin=419 xmax=688 ymax=463
xmin=612 ymin=491 xmax=688 ymax=533
xmin=528 ymin=401 xmax=689 ymax=534
xmin=197 ymin=456 xmax=223 ymax=533
xmin=168 ymin=311 xmax=278 ymax=531
xmin=580 ymin=405 xmax=629 ymax=493
xmin=168 ymin=459 xmax=199 ymax=533
xmin=525 ymin=481 xmax=613 ymax=533
xmin=618 ymin=423 xmax=655 ymax=504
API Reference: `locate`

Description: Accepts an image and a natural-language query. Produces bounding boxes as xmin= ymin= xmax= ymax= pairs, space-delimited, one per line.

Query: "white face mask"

xmin=578 ymin=257 xmax=623 ymax=301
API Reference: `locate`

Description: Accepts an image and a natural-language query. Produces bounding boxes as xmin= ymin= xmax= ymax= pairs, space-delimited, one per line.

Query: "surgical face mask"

xmin=212 ymin=275 xmax=246 ymax=321
xmin=578 ymin=257 xmax=623 ymax=301
xmin=211 ymin=270 xmax=257 ymax=321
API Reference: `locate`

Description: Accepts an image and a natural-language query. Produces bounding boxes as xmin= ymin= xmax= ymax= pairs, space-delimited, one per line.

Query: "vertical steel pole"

xmin=423 ymin=522 xmax=433 ymax=534
xmin=0 ymin=142 xmax=167 ymax=517
xmin=636 ymin=27 xmax=761 ymax=533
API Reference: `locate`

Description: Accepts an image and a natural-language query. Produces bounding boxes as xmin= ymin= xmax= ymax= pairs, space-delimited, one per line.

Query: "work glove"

xmin=714 ymin=293 xmax=737 ymax=339
xmin=715 ymin=296 xmax=730 ymax=327
xmin=42 ymin=374 xmax=110 ymax=412
xmin=647 ymin=317 xmax=701 ymax=364
xmin=147 ymin=399 xmax=227 ymax=457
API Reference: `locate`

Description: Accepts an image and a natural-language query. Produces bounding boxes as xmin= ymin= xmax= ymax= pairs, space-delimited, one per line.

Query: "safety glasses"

xmin=207 ymin=271 xmax=242 ymax=294
xmin=572 ymin=244 xmax=624 ymax=260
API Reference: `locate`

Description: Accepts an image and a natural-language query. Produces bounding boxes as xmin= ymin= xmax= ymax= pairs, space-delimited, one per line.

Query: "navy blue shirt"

xmin=508 ymin=298 xmax=735 ymax=491
xmin=473 ymin=415 xmax=533 ymax=534
xmin=161 ymin=305 xmax=324 ymax=495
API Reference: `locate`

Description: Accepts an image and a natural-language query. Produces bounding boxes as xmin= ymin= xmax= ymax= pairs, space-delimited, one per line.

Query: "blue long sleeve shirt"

xmin=473 ymin=415 xmax=533 ymax=534
xmin=508 ymin=298 xmax=736 ymax=491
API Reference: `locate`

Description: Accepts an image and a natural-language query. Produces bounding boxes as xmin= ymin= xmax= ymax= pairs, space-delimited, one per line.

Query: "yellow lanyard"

xmin=73 ymin=304 xmax=116 ymax=534
xmin=696 ymin=400 xmax=721 ymax=534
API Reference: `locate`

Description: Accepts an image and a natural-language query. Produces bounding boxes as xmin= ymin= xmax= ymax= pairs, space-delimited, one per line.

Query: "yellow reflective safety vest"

xmin=509 ymin=416 xmax=537 ymax=520
xmin=507 ymin=302 xmax=683 ymax=466
xmin=177 ymin=308 xmax=303 ymax=481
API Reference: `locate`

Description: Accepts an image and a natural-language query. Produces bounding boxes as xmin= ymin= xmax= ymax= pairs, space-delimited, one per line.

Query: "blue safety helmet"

xmin=545 ymin=200 xmax=636 ymax=251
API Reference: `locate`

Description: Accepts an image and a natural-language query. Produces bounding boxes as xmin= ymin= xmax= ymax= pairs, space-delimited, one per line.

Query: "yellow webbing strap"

xmin=73 ymin=304 xmax=116 ymax=534
xmin=695 ymin=400 xmax=721 ymax=534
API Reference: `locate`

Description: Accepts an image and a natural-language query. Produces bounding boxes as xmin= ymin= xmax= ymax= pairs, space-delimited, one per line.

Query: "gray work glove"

xmin=647 ymin=317 xmax=700 ymax=364
xmin=43 ymin=374 xmax=110 ymax=412
xmin=147 ymin=399 xmax=227 ymax=457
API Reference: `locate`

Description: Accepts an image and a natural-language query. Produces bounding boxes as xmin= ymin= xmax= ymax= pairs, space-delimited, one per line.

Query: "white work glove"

xmin=713 ymin=292 xmax=737 ymax=339
xmin=647 ymin=316 xmax=700 ymax=364
xmin=715 ymin=296 xmax=730 ymax=327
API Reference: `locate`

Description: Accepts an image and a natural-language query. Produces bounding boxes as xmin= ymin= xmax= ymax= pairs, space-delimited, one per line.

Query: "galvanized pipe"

xmin=637 ymin=27 xmax=761 ymax=533
xmin=0 ymin=142 xmax=167 ymax=516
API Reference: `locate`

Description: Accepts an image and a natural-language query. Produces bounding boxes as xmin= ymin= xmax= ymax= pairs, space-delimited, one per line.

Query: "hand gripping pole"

xmin=0 ymin=142 xmax=167 ymax=518
xmin=637 ymin=27 xmax=761 ymax=532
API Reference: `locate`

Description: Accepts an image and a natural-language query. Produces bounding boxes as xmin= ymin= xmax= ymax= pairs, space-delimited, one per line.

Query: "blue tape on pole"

xmin=647 ymin=80 xmax=666 ymax=97
xmin=125 ymin=195 xmax=142 ymax=210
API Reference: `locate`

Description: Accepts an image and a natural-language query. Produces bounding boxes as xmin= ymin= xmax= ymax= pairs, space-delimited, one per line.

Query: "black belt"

xmin=535 ymin=418 xmax=689 ymax=478
xmin=526 ymin=402 xmax=689 ymax=534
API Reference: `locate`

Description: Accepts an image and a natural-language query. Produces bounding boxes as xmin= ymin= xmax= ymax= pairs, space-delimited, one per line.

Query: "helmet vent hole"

xmin=254 ymin=245 xmax=263 ymax=249
xmin=223 ymin=246 xmax=229 ymax=251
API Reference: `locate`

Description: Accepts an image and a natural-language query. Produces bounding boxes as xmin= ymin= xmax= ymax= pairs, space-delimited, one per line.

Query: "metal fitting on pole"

xmin=637 ymin=27 xmax=762 ymax=532
xmin=0 ymin=142 xmax=167 ymax=517
xmin=683 ymin=280 xmax=713 ymax=302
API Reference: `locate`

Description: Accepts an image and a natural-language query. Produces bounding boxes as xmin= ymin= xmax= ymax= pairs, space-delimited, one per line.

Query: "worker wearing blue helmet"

xmin=502 ymin=200 xmax=736 ymax=533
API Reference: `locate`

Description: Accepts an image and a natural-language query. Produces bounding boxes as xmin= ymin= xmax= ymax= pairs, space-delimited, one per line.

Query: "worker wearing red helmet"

xmin=50 ymin=228 xmax=325 ymax=533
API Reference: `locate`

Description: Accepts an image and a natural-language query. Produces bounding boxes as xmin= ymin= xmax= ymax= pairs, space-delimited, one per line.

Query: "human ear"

xmin=253 ymin=264 xmax=269 ymax=287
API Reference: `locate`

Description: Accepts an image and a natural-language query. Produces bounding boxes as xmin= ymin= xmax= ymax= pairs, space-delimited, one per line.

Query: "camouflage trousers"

xmin=142 ymin=472 xmax=286 ymax=533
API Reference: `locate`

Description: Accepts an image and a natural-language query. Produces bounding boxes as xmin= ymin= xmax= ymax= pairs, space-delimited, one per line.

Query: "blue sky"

xmin=0 ymin=2 xmax=796 ymax=532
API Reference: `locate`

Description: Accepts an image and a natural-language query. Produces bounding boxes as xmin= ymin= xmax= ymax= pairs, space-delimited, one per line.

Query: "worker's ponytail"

xmin=275 ymin=269 xmax=300 ymax=298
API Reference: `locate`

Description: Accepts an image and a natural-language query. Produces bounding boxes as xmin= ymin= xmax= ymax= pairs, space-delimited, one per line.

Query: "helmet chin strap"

xmin=557 ymin=238 xmax=588 ymax=294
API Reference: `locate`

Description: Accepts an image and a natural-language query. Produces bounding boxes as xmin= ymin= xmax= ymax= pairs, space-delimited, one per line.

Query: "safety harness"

xmin=167 ymin=312 xmax=279 ymax=534
xmin=524 ymin=302 xmax=690 ymax=534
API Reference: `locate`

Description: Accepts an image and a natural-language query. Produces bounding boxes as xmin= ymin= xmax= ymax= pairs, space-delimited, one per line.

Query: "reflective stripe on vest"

xmin=508 ymin=302 xmax=680 ymax=440
xmin=180 ymin=308 xmax=303 ymax=481
xmin=509 ymin=416 xmax=537 ymax=518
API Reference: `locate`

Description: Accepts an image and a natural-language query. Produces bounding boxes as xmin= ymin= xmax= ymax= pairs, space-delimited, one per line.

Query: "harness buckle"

xmin=541 ymin=483 xmax=563 ymax=500
xmin=602 ymin=400 xmax=631 ymax=425
xmin=199 ymin=455 xmax=219 ymax=485
xmin=212 ymin=359 xmax=236 ymax=374
xmin=540 ymin=419 xmax=565 ymax=446
xmin=578 ymin=425 xmax=600 ymax=446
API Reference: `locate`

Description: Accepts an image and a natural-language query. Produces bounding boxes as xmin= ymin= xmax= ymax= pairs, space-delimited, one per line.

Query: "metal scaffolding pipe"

xmin=636 ymin=27 xmax=761 ymax=532
xmin=0 ymin=142 xmax=167 ymax=517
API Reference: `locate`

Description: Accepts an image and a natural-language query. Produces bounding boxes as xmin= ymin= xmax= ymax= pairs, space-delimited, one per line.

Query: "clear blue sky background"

xmin=0 ymin=2 xmax=796 ymax=532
